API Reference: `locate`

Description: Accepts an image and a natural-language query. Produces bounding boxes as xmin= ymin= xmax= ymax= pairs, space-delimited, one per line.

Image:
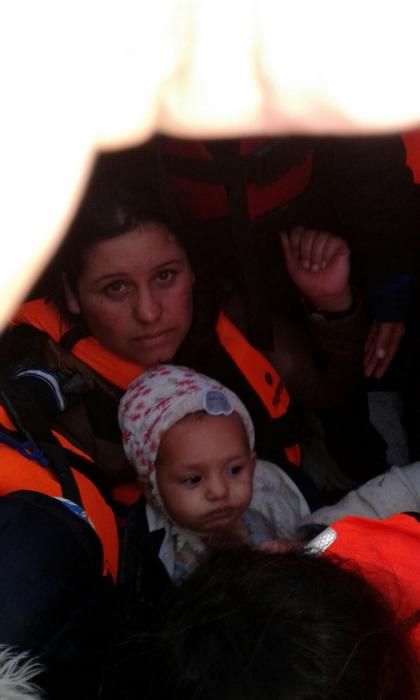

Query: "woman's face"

xmin=64 ymin=224 xmax=195 ymax=367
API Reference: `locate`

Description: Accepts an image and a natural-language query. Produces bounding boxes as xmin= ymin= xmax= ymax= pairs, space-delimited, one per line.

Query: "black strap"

xmin=117 ymin=497 xmax=172 ymax=627
xmin=0 ymin=384 xmax=82 ymax=506
xmin=227 ymin=171 xmax=274 ymax=349
xmin=60 ymin=325 xmax=89 ymax=351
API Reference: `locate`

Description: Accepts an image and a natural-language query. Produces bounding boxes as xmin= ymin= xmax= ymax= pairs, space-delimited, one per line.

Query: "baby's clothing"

xmin=241 ymin=509 xmax=276 ymax=546
xmin=171 ymin=509 xmax=276 ymax=582
xmin=147 ymin=459 xmax=311 ymax=582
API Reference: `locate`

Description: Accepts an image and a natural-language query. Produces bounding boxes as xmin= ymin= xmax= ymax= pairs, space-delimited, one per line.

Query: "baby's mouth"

xmin=204 ymin=507 xmax=234 ymax=523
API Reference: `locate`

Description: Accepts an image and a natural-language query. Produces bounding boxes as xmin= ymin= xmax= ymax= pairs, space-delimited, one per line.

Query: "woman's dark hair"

xmin=48 ymin=181 xmax=189 ymax=312
xmin=101 ymin=546 xmax=419 ymax=700
xmin=34 ymin=149 xmax=223 ymax=354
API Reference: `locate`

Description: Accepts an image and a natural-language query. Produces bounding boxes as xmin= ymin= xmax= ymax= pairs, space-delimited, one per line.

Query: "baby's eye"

xmin=180 ymin=475 xmax=202 ymax=488
xmin=227 ymin=464 xmax=244 ymax=477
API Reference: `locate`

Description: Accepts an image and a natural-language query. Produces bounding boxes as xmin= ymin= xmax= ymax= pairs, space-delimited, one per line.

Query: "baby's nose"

xmin=206 ymin=474 xmax=228 ymax=500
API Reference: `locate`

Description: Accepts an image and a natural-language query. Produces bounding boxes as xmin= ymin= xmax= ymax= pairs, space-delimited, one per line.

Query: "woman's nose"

xmin=133 ymin=289 xmax=161 ymax=324
xmin=206 ymin=474 xmax=228 ymax=501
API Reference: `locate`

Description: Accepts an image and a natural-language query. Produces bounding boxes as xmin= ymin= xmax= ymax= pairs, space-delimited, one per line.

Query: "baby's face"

xmin=156 ymin=412 xmax=255 ymax=535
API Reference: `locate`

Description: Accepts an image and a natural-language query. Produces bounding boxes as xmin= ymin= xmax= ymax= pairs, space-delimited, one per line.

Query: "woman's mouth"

xmin=131 ymin=330 xmax=171 ymax=347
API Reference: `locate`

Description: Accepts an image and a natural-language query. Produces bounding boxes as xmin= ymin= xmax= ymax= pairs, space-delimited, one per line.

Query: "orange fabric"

xmin=216 ymin=313 xmax=290 ymax=417
xmin=403 ymin=130 xmax=420 ymax=184
xmin=0 ymin=407 xmax=15 ymax=431
xmin=112 ymin=481 xmax=141 ymax=507
xmin=246 ymin=150 xmax=313 ymax=220
xmin=14 ymin=300 xmax=293 ymax=421
xmin=285 ymin=444 xmax=301 ymax=467
xmin=0 ymin=409 xmax=119 ymax=580
xmin=216 ymin=313 xmax=300 ymax=465
xmin=13 ymin=300 xmax=300 ymax=473
xmin=13 ymin=299 xmax=143 ymax=390
xmin=51 ymin=430 xmax=94 ymax=463
xmin=324 ymin=514 xmax=420 ymax=650
xmin=167 ymin=175 xmax=228 ymax=220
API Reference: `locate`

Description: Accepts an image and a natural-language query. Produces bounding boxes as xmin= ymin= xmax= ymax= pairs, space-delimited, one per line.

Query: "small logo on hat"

xmin=203 ymin=390 xmax=233 ymax=416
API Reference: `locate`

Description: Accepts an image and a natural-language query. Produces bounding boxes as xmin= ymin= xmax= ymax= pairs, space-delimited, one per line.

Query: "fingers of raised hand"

xmin=295 ymin=228 xmax=318 ymax=270
xmin=310 ymin=232 xmax=331 ymax=271
xmin=363 ymin=322 xmax=405 ymax=379
xmin=288 ymin=226 xmax=305 ymax=263
xmin=284 ymin=226 xmax=321 ymax=270
xmin=283 ymin=228 xmax=348 ymax=272
xmin=364 ymin=324 xmax=381 ymax=377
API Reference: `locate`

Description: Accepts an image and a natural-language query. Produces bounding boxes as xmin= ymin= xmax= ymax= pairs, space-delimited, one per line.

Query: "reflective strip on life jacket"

xmin=13 ymin=299 xmax=143 ymax=390
xmin=0 ymin=406 xmax=119 ymax=581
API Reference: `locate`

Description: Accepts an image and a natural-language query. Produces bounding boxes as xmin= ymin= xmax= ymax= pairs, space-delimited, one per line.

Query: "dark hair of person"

xmin=36 ymin=171 xmax=224 ymax=360
xmin=101 ymin=545 xmax=420 ymax=700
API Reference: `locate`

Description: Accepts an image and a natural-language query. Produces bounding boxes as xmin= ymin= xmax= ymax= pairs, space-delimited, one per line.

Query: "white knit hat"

xmin=119 ymin=364 xmax=255 ymax=477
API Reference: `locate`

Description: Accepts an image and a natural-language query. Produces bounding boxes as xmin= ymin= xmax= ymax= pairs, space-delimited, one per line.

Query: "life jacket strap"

xmin=0 ymin=428 xmax=49 ymax=467
xmin=0 ymin=385 xmax=82 ymax=506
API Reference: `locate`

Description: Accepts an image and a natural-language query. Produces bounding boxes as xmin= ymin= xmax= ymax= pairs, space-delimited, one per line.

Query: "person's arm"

xmin=267 ymin=228 xmax=368 ymax=408
xmin=308 ymin=463 xmax=420 ymax=525
xmin=312 ymin=136 xmax=417 ymax=378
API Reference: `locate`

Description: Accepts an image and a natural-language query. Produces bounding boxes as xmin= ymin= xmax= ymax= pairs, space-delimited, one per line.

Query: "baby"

xmin=119 ymin=365 xmax=420 ymax=582
xmin=119 ymin=364 xmax=310 ymax=581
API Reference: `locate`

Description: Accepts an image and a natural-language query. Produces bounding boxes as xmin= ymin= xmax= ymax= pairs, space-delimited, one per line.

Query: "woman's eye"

xmin=155 ymin=269 xmax=176 ymax=284
xmin=180 ymin=475 xmax=202 ymax=488
xmin=103 ymin=280 xmax=128 ymax=297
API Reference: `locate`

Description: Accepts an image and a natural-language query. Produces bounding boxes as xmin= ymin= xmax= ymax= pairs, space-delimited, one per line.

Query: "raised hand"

xmin=280 ymin=226 xmax=352 ymax=311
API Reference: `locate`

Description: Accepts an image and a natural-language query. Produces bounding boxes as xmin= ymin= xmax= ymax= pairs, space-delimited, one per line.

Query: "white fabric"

xmin=249 ymin=460 xmax=311 ymax=539
xmin=119 ymin=364 xmax=255 ymax=477
xmin=309 ymin=463 xmax=420 ymax=526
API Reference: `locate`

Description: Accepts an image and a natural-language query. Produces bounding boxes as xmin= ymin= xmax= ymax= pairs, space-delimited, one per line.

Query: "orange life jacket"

xmin=322 ymin=513 xmax=420 ymax=649
xmin=160 ymin=136 xmax=313 ymax=222
xmin=13 ymin=299 xmax=300 ymax=463
xmin=0 ymin=403 xmax=119 ymax=581
xmin=216 ymin=313 xmax=300 ymax=466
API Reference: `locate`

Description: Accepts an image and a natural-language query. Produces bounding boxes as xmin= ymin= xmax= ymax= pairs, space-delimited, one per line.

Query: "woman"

xmin=27 ymin=178 xmax=366 ymax=473
xmin=0 ymin=178 xmax=365 ymax=695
